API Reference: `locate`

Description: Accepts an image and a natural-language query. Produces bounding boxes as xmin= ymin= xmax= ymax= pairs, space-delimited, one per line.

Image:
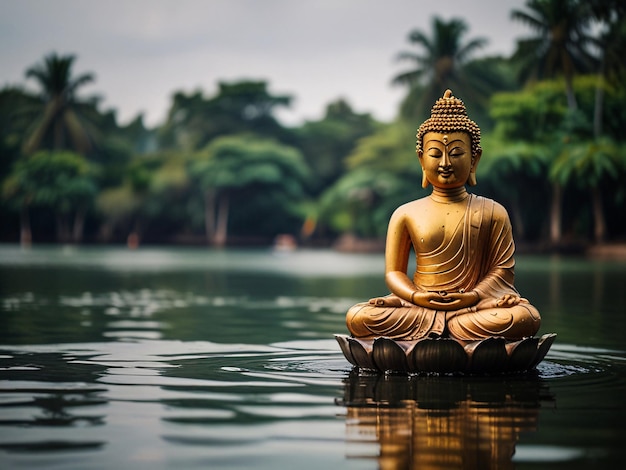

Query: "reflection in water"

xmin=0 ymin=352 xmax=108 ymax=453
xmin=340 ymin=371 xmax=554 ymax=469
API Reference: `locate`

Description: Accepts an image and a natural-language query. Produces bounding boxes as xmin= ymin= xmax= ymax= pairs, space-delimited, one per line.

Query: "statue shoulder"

xmin=471 ymin=195 xmax=511 ymax=224
xmin=387 ymin=199 xmax=426 ymax=229
xmin=391 ymin=198 xmax=428 ymax=218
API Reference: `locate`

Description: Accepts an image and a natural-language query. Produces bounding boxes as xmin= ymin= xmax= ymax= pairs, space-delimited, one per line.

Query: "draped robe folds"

xmin=346 ymin=195 xmax=541 ymax=341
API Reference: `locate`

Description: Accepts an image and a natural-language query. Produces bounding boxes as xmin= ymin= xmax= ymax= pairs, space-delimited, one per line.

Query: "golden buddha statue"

xmin=346 ymin=90 xmax=541 ymax=343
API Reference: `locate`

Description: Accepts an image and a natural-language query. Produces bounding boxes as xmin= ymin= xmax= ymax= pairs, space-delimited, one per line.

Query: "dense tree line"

xmin=1 ymin=0 xmax=625 ymax=248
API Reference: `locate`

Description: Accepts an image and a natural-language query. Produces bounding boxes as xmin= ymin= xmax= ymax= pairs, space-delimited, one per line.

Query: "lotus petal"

xmin=409 ymin=338 xmax=467 ymax=373
xmin=348 ymin=337 xmax=376 ymax=370
xmin=373 ymin=337 xmax=409 ymax=372
xmin=465 ymin=337 xmax=508 ymax=374
xmin=506 ymin=337 xmax=539 ymax=372
xmin=528 ymin=333 xmax=557 ymax=369
xmin=335 ymin=334 xmax=356 ymax=365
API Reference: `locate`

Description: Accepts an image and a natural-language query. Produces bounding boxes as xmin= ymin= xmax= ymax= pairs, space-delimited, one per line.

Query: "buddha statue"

xmin=345 ymin=90 xmax=541 ymax=343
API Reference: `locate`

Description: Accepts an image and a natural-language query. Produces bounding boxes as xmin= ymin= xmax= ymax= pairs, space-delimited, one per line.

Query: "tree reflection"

xmin=339 ymin=371 xmax=554 ymax=469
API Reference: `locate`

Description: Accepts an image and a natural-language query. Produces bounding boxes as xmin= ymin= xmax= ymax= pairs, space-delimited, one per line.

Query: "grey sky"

xmin=0 ymin=0 xmax=529 ymax=127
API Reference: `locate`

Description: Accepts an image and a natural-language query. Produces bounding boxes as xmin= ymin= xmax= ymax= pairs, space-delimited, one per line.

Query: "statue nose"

xmin=440 ymin=152 xmax=452 ymax=167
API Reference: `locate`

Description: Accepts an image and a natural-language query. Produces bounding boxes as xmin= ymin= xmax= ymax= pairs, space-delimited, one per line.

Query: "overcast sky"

xmin=0 ymin=0 xmax=529 ymax=127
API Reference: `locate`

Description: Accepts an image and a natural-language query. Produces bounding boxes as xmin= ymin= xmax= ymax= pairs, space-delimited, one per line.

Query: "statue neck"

xmin=430 ymin=186 xmax=469 ymax=203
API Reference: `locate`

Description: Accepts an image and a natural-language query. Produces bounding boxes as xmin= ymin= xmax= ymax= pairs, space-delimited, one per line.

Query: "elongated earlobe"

xmin=418 ymin=149 xmax=429 ymax=188
xmin=468 ymin=151 xmax=481 ymax=186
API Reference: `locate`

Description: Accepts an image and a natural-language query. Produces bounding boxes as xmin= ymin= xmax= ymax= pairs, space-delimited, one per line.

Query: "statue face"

xmin=419 ymin=132 xmax=473 ymax=189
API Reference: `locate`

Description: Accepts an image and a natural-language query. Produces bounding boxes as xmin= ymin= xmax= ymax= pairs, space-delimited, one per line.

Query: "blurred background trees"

xmin=1 ymin=0 xmax=625 ymax=249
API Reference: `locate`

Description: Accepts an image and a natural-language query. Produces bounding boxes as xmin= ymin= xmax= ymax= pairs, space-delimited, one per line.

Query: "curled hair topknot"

xmin=416 ymin=89 xmax=481 ymax=157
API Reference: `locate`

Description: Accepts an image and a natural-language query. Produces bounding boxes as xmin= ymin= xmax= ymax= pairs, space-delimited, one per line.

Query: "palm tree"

xmin=551 ymin=137 xmax=626 ymax=243
xmin=511 ymin=0 xmax=597 ymax=111
xmin=511 ymin=0 xmax=599 ymax=245
xmin=22 ymin=52 xmax=99 ymax=155
xmin=590 ymin=6 xmax=626 ymax=137
xmin=392 ymin=16 xmax=488 ymax=121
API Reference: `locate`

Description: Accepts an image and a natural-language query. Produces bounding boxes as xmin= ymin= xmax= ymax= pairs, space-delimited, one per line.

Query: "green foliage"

xmin=346 ymin=121 xmax=417 ymax=173
xmin=480 ymin=135 xmax=550 ymax=179
xmin=191 ymin=135 xmax=309 ymax=194
xmin=97 ymin=150 xmax=196 ymax=241
xmin=491 ymin=75 xmax=626 ymax=143
xmin=3 ymin=150 xmax=97 ymax=211
xmin=3 ymin=151 xmax=98 ymax=243
xmin=484 ymin=74 xmax=626 ymax=242
xmin=317 ymin=121 xmax=425 ymax=238
xmin=189 ymin=135 xmax=311 ymax=243
xmin=0 ymin=87 xmax=33 ymax=176
xmin=97 ymin=183 xmax=142 ymax=224
xmin=551 ymin=137 xmax=626 ymax=188
xmin=159 ymin=81 xmax=293 ymax=151
xmin=318 ymin=166 xmax=420 ymax=238
xmin=490 ymin=81 xmax=569 ymax=141
xmin=295 ymin=99 xmax=379 ymax=194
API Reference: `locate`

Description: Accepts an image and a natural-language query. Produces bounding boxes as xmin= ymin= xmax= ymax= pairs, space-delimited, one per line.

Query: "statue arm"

xmin=383 ymin=208 xmax=418 ymax=303
xmin=471 ymin=202 xmax=523 ymax=308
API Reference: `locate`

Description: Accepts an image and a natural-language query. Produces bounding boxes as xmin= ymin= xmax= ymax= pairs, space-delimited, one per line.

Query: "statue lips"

xmin=438 ymin=167 xmax=454 ymax=178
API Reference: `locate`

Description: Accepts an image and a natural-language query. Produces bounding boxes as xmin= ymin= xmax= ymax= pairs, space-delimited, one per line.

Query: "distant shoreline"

xmin=2 ymin=239 xmax=625 ymax=260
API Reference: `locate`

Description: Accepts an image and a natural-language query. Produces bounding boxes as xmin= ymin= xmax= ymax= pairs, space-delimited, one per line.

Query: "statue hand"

xmin=496 ymin=294 xmax=527 ymax=307
xmin=369 ymin=294 xmax=405 ymax=307
xmin=426 ymin=291 xmax=479 ymax=310
xmin=476 ymin=294 xmax=527 ymax=309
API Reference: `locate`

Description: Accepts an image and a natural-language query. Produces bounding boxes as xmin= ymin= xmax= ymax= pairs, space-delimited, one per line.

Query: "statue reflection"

xmin=339 ymin=371 xmax=554 ymax=469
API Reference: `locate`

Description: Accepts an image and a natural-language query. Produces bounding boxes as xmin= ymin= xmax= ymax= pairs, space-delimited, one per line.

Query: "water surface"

xmin=0 ymin=246 xmax=624 ymax=469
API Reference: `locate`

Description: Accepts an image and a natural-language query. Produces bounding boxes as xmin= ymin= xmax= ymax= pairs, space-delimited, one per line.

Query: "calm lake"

xmin=0 ymin=245 xmax=625 ymax=469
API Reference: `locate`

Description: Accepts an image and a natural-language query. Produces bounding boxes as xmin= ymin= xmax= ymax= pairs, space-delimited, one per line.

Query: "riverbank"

xmin=3 ymin=236 xmax=626 ymax=260
xmin=586 ymin=243 xmax=626 ymax=259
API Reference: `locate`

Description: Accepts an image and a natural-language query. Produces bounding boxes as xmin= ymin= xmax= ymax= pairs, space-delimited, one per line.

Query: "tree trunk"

xmin=127 ymin=219 xmax=141 ymax=249
xmin=592 ymin=59 xmax=606 ymax=244
xmin=214 ymin=194 xmax=230 ymax=248
xmin=20 ymin=206 xmax=32 ymax=247
xmin=550 ymin=183 xmax=562 ymax=246
xmin=510 ymin=197 xmax=525 ymax=241
xmin=54 ymin=111 xmax=65 ymax=150
xmin=56 ymin=214 xmax=70 ymax=243
xmin=593 ymin=76 xmax=604 ymax=139
xmin=565 ymin=75 xmax=578 ymax=111
xmin=72 ymin=205 xmax=87 ymax=244
xmin=204 ymin=189 xmax=216 ymax=245
xmin=98 ymin=222 xmax=113 ymax=243
xmin=593 ymin=53 xmax=606 ymax=139
xmin=591 ymin=186 xmax=606 ymax=244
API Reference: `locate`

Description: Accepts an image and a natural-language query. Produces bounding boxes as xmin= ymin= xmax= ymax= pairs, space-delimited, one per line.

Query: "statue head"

xmin=416 ymin=90 xmax=482 ymax=188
